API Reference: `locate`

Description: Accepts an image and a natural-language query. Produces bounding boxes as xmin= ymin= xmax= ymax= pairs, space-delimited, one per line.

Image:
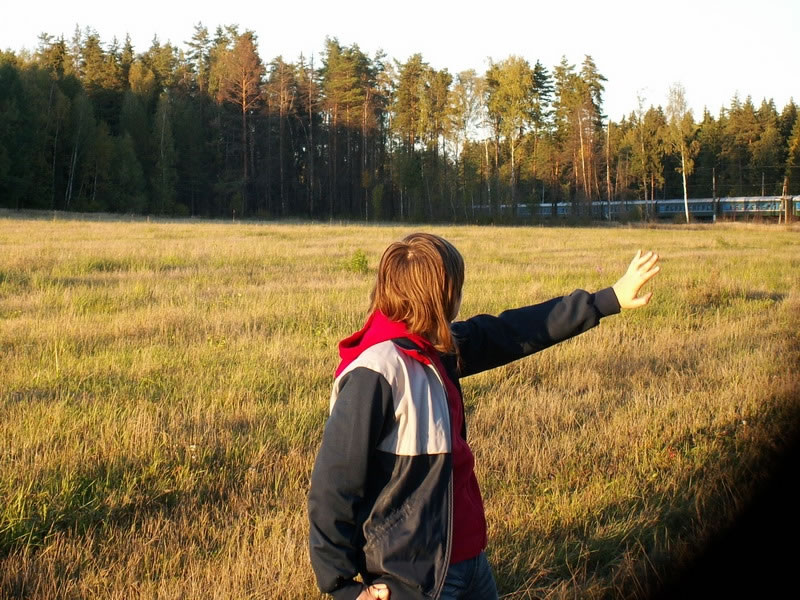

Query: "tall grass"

xmin=1 ymin=214 xmax=798 ymax=598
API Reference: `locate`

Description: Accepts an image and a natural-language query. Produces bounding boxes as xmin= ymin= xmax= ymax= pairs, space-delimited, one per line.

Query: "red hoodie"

xmin=336 ymin=310 xmax=487 ymax=564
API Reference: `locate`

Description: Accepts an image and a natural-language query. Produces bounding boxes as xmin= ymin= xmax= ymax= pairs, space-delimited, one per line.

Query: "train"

xmin=479 ymin=196 xmax=800 ymax=221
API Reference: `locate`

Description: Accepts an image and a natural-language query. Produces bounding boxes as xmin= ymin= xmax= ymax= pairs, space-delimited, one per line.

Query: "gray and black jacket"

xmin=308 ymin=288 xmax=621 ymax=600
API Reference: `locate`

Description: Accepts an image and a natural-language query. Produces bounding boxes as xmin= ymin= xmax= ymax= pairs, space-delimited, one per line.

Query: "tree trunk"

xmin=681 ymin=148 xmax=689 ymax=223
xmin=65 ymin=140 xmax=79 ymax=209
xmin=572 ymin=149 xmax=579 ymax=216
xmin=51 ymin=118 xmax=60 ymax=210
xmin=308 ymin=93 xmax=315 ymax=218
xmin=494 ymin=133 xmax=499 ymax=211
xmin=578 ymin=110 xmax=589 ymax=201
xmin=363 ymin=94 xmax=369 ymax=221
xmin=606 ymin=121 xmax=612 ymax=219
xmin=510 ymin=137 xmax=516 ymax=217
xmin=92 ymin=164 xmax=98 ymax=207
xmin=484 ymin=139 xmax=492 ymax=216
xmin=640 ymin=133 xmax=648 ymax=217
xmin=160 ymin=102 xmax=168 ymax=213
xmin=330 ymin=106 xmax=338 ymax=219
xmin=346 ymin=107 xmax=353 ymax=216
xmin=279 ymin=106 xmax=286 ymax=216
xmin=553 ymin=159 xmax=559 ymax=218
xmin=650 ymin=173 xmax=655 ymax=214
xmin=241 ymin=105 xmax=248 ymax=214
xmin=65 ymin=107 xmax=84 ymax=210
xmin=264 ymin=98 xmax=271 ymax=215
xmin=783 ymin=175 xmax=791 ymax=223
xmin=713 ymin=167 xmax=719 ymax=219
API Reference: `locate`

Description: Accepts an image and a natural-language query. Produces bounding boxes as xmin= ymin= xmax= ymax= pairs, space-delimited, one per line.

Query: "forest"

xmin=1 ymin=24 xmax=799 ymax=221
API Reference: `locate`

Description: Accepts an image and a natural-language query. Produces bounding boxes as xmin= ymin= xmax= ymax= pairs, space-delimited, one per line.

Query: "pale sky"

xmin=4 ymin=0 xmax=798 ymax=122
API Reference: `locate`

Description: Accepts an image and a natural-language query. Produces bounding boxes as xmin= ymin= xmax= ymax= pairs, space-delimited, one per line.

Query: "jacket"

xmin=308 ymin=287 xmax=621 ymax=600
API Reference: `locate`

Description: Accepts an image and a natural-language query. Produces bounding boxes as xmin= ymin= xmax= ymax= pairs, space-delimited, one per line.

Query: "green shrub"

xmin=345 ymin=249 xmax=369 ymax=274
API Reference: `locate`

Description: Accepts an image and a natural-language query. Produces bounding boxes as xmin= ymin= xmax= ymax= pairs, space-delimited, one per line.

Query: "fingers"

xmin=631 ymin=250 xmax=660 ymax=281
xmin=641 ymin=264 xmax=660 ymax=285
xmin=627 ymin=250 xmax=642 ymax=273
xmin=632 ymin=250 xmax=657 ymax=270
xmin=630 ymin=291 xmax=653 ymax=308
xmin=368 ymin=584 xmax=390 ymax=599
xmin=615 ymin=250 xmax=660 ymax=310
xmin=642 ymin=251 xmax=659 ymax=271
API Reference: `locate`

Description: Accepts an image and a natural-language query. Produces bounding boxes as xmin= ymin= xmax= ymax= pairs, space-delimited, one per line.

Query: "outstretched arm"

xmin=612 ymin=250 xmax=660 ymax=309
xmin=452 ymin=250 xmax=660 ymax=377
xmin=453 ymin=288 xmax=620 ymax=377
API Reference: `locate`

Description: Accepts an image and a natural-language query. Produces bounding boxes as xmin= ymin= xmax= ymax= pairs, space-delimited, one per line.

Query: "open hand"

xmin=611 ymin=250 xmax=660 ymax=309
xmin=357 ymin=583 xmax=390 ymax=600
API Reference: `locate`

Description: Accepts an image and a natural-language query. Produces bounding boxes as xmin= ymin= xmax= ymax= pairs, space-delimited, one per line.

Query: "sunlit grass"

xmin=1 ymin=213 xmax=798 ymax=598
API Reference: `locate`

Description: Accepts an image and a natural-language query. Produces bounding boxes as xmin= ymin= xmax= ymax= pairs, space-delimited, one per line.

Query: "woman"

xmin=308 ymin=233 xmax=660 ymax=600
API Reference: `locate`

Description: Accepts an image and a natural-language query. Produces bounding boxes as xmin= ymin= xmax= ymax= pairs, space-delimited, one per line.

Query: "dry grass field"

xmin=1 ymin=213 xmax=798 ymax=599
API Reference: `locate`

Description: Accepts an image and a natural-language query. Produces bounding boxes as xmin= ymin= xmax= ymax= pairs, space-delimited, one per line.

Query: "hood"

xmin=335 ymin=311 xmax=434 ymax=377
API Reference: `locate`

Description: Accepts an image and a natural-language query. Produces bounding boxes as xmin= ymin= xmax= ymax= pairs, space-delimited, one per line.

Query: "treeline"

xmin=1 ymin=24 xmax=799 ymax=221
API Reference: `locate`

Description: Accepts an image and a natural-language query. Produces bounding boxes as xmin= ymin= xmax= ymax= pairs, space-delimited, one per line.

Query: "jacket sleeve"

xmin=452 ymin=287 xmax=620 ymax=378
xmin=308 ymin=367 xmax=394 ymax=600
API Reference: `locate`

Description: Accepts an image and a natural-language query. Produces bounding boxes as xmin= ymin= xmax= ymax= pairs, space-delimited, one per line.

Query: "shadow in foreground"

xmin=651 ymin=424 xmax=800 ymax=599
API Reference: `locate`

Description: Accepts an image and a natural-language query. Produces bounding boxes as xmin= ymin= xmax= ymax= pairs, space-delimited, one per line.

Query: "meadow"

xmin=0 ymin=213 xmax=798 ymax=599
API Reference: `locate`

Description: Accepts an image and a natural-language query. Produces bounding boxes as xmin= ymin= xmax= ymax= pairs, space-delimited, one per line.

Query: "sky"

xmin=4 ymin=0 xmax=798 ymax=122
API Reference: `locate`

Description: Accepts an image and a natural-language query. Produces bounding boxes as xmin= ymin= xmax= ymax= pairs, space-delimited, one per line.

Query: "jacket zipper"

xmin=431 ymin=474 xmax=454 ymax=599
xmin=393 ymin=341 xmax=456 ymax=600
xmin=425 ymin=362 xmax=454 ymax=600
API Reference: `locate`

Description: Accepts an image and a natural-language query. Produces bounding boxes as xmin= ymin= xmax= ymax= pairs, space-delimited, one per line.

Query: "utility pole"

xmin=713 ymin=167 xmax=718 ymax=221
xmin=783 ymin=176 xmax=791 ymax=223
xmin=606 ymin=121 xmax=612 ymax=220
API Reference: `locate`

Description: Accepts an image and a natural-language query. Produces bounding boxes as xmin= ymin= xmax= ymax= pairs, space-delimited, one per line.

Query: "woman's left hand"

xmin=611 ymin=250 xmax=661 ymax=309
xmin=357 ymin=583 xmax=390 ymax=599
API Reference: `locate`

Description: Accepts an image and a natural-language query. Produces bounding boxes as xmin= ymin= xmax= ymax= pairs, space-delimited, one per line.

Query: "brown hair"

xmin=369 ymin=233 xmax=464 ymax=354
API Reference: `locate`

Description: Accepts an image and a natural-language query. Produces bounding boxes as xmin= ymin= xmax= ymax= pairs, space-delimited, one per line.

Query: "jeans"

xmin=439 ymin=551 xmax=499 ymax=600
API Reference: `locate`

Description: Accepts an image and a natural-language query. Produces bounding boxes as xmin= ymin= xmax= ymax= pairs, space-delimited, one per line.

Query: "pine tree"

xmin=120 ymin=89 xmax=151 ymax=187
xmin=695 ymin=109 xmax=724 ymax=200
xmin=530 ymin=60 xmax=553 ymax=181
xmin=215 ymin=30 xmax=265 ymax=214
xmin=63 ymin=92 xmax=95 ymax=210
xmin=486 ymin=56 xmax=536 ymax=215
xmin=778 ymin=100 xmax=797 ymax=142
xmin=35 ymin=34 xmax=70 ymax=79
xmin=320 ymin=39 xmax=366 ymax=217
xmin=142 ymin=36 xmax=179 ymax=95
xmin=78 ymin=28 xmax=106 ymax=93
xmin=723 ymin=95 xmax=760 ymax=194
xmin=186 ymin=23 xmax=212 ymax=94
xmin=151 ymin=92 xmax=177 ymax=214
xmin=785 ymin=117 xmax=800 ymax=194
xmin=421 ymin=67 xmax=451 ymax=219
xmin=624 ymin=97 xmax=667 ymax=213
xmin=112 ymin=132 xmax=147 ymax=212
xmin=266 ymin=56 xmax=297 ymax=216
xmin=449 ymin=69 xmax=484 ymax=219
xmin=295 ymin=53 xmax=320 ymax=217
xmin=120 ymin=35 xmax=135 ymax=90
xmin=0 ymin=57 xmax=37 ymax=209
xmin=128 ymin=61 xmax=157 ymax=105
xmin=749 ymin=99 xmax=785 ymax=194
xmin=85 ymin=120 xmax=114 ymax=211
xmin=392 ymin=53 xmax=430 ymax=219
